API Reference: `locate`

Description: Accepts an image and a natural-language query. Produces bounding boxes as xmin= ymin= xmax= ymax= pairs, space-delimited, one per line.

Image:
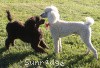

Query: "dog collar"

xmin=45 ymin=23 xmax=50 ymax=30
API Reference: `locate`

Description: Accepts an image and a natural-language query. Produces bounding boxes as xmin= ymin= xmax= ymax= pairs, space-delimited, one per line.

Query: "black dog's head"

xmin=25 ymin=16 xmax=45 ymax=29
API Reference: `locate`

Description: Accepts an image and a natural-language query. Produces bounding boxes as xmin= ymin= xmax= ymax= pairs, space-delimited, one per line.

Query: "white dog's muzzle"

xmin=40 ymin=12 xmax=47 ymax=18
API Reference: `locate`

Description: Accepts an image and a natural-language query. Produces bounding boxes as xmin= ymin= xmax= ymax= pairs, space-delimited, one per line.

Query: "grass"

xmin=0 ymin=0 xmax=100 ymax=68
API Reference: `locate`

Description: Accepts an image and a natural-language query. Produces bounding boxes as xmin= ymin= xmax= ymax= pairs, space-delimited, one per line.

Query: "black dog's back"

xmin=6 ymin=10 xmax=25 ymax=39
xmin=6 ymin=21 xmax=25 ymax=37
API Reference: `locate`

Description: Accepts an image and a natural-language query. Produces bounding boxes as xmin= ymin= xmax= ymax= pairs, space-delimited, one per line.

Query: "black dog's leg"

xmin=11 ymin=40 xmax=14 ymax=46
xmin=39 ymin=40 xmax=49 ymax=49
xmin=5 ymin=38 xmax=11 ymax=49
xmin=5 ymin=37 xmax=14 ymax=49
xmin=31 ymin=42 xmax=46 ymax=53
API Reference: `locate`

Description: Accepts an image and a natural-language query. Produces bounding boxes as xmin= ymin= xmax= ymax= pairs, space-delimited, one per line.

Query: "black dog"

xmin=5 ymin=10 xmax=49 ymax=53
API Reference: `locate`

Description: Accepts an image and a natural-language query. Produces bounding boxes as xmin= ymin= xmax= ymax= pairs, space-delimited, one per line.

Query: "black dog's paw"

xmin=39 ymin=41 xmax=49 ymax=49
xmin=35 ymin=47 xmax=47 ymax=53
xmin=45 ymin=45 xmax=49 ymax=49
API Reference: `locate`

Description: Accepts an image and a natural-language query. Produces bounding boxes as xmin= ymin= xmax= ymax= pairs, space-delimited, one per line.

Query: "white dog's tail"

xmin=85 ymin=17 xmax=94 ymax=26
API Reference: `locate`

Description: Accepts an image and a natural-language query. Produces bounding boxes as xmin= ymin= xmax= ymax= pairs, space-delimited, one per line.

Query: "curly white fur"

xmin=41 ymin=5 xmax=98 ymax=59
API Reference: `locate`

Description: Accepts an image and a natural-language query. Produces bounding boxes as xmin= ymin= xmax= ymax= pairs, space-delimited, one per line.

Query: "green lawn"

xmin=0 ymin=0 xmax=100 ymax=68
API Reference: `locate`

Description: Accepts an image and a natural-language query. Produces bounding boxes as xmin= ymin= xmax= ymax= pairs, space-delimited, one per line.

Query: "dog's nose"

xmin=41 ymin=19 xmax=45 ymax=24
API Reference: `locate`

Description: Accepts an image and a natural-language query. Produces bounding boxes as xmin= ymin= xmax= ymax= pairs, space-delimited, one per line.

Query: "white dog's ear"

xmin=48 ymin=11 xmax=60 ymax=24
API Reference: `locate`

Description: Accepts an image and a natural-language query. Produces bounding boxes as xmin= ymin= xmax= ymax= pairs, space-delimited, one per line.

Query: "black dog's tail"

xmin=6 ymin=10 xmax=12 ymax=22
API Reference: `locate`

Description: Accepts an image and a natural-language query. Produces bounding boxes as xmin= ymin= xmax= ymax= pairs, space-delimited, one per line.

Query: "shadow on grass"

xmin=0 ymin=47 xmax=39 ymax=68
xmin=63 ymin=54 xmax=94 ymax=68
xmin=0 ymin=47 xmax=94 ymax=68
xmin=0 ymin=47 xmax=7 ymax=54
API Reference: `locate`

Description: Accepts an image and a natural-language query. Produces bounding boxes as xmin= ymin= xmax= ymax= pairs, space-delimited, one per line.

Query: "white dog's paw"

xmin=59 ymin=48 xmax=62 ymax=52
xmin=84 ymin=49 xmax=90 ymax=55
xmin=55 ymin=49 xmax=59 ymax=54
xmin=94 ymin=53 xmax=98 ymax=60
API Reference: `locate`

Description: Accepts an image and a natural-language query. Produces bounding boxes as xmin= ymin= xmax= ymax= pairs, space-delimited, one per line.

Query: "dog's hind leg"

xmin=85 ymin=48 xmax=90 ymax=55
xmin=5 ymin=37 xmax=15 ymax=49
xmin=39 ymin=40 xmax=49 ymax=49
xmin=80 ymin=30 xmax=98 ymax=59
xmin=85 ymin=40 xmax=98 ymax=59
xmin=5 ymin=38 xmax=10 ymax=49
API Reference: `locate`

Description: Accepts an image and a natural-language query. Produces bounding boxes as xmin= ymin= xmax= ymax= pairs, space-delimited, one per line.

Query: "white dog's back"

xmin=52 ymin=17 xmax=94 ymax=37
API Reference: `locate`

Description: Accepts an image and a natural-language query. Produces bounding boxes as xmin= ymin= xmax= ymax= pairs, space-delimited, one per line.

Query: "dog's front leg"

xmin=31 ymin=41 xmax=46 ymax=53
xmin=40 ymin=40 xmax=49 ymax=49
xmin=59 ymin=38 xmax=62 ymax=52
xmin=54 ymin=38 xmax=59 ymax=53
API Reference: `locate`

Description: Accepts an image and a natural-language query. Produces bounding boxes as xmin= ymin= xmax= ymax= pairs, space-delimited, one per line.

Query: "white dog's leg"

xmin=80 ymin=31 xmax=98 ymax=59
xmin=86 ymin=41 xmax=98 ymax=59
xmin=85 ymin=48 xmax=90 ymax=55
xmin=59 ymin=38 xmax=62 ymax=52
xmin=54 ymin=38 xmax=59 ymax=53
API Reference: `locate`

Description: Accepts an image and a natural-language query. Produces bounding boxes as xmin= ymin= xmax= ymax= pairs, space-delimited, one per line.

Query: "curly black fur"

xmin=5 ymin=10 xmax=49 ymax=53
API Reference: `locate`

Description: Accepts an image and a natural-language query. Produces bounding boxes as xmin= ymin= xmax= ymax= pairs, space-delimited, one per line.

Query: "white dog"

xmin=41 ymin=6 xmax=98 ymax=59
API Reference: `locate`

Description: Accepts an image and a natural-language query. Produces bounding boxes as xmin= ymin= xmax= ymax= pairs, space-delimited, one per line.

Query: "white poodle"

xmin=40 ymin=6 xmax=98 ymax=59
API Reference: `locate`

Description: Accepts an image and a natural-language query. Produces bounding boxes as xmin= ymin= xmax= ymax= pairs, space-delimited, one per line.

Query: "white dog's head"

xmin=41 ymin=5 xmax=60 ymax=24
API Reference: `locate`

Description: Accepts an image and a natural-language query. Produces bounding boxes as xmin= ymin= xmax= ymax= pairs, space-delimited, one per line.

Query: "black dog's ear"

xmin=25 ymin=16 xmax=43 ymax=29
xmin=34 ymin=16 xmax=41 ymax=23
xmin=24 ymin=17 xmax=36 ymax=29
